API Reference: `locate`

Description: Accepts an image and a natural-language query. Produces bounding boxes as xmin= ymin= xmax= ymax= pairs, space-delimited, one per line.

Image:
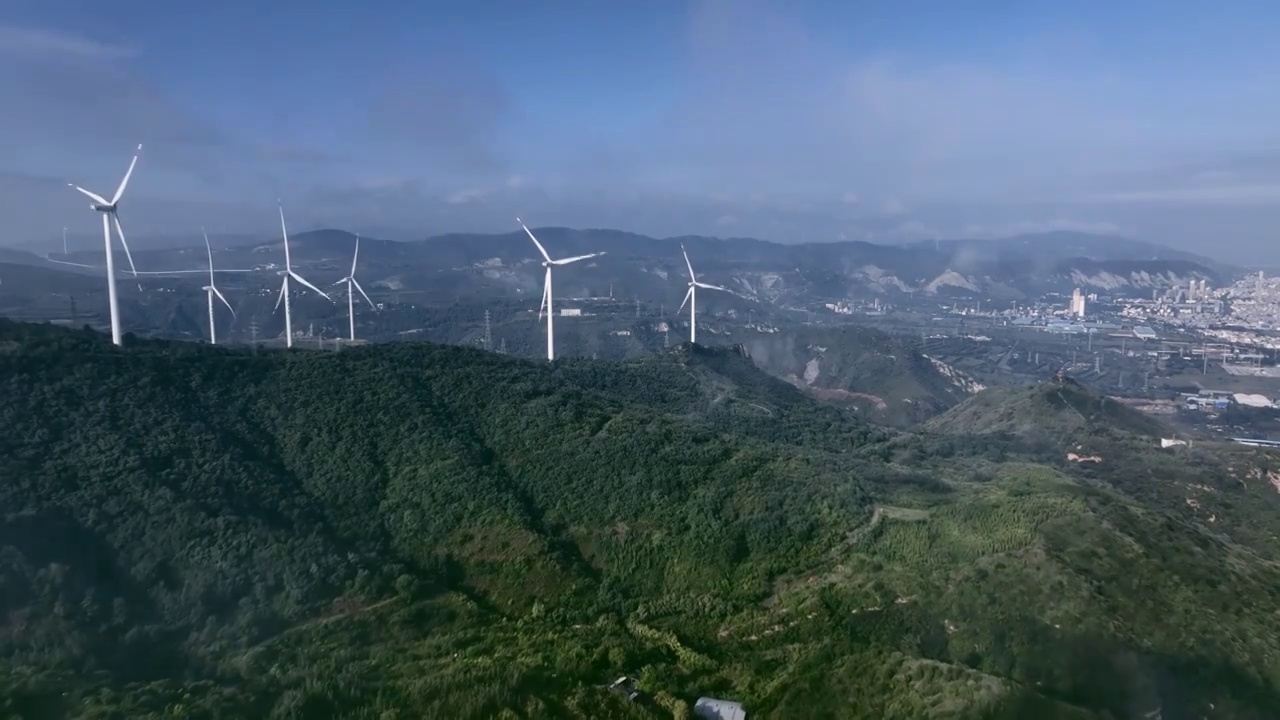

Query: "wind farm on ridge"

xmin=45 ymin=144 xmax=738 ymax=358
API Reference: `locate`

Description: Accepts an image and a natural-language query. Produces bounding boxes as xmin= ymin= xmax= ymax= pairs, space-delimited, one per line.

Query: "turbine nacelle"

xmin=91 ymin=203 xmax=117 ymax=213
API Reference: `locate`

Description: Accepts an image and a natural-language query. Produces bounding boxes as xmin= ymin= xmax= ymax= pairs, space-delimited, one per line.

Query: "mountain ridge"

xmin=9 ymin=228 xmax=1224 ymax=313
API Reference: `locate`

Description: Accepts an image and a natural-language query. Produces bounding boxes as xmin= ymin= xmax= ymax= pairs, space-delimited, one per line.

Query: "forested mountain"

xmin=2 ymin=320 xmax=1279 ymax=718
xmin=926 ymin=376 xmax=1168 ymax=439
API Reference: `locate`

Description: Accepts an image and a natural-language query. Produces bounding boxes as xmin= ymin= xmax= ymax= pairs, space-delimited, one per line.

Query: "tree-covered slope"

xmin=924 ymin=376 xmax=1168 ymax=440
xmin=1 ymin=320 xmax=1279 ymax=719
xmin=740 ymin=326 xmax=975 ymax=426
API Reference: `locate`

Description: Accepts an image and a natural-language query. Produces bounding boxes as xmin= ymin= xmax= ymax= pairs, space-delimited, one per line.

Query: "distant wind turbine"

xmin=67 ymin=144 xmax=142 ymax=346
xmin=201 ymin=230 xmax=235 ymax=345
xmin=519 ymin=218 xmax=605 ymax=361
xmin=678 ymin=244 xmax=727 ymax=344
xmin=333 ymin=234 xmax=376 ymax=342
xmin=273 ymin=202 xmax=333 ymax=348
xmin=62 ymin=226 xmax=68 ymax=255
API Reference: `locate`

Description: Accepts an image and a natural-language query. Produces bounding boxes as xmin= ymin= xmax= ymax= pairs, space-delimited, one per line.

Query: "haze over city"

xmin=4 ymin=0 xmax=1280 ymax=261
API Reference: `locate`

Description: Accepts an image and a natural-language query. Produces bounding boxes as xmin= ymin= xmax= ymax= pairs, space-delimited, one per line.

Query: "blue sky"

xmin=3 ymin=0 xmax=1280 ymax=262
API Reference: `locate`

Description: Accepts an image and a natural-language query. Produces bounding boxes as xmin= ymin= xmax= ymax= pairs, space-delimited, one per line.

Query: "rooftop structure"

xmin=694 ymin=697 xmax=747 ymax=720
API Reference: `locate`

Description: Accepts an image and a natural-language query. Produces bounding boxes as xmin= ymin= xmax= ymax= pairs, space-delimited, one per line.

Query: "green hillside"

xmin=2 ymin=320 xmax=1279 ymax=719
xmin=739 ymin=327 xmax=974 ymax=426
xmin=924 ymin=376 xmax=1168 ymax=439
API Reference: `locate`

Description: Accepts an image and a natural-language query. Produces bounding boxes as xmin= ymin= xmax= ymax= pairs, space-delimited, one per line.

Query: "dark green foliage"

xmin=1 ymin=319 xmax=1279 ymax=718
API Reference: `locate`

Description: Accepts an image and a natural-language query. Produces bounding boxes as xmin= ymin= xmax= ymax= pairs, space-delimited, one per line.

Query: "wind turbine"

xmin=518 ymin=218 xmax=605 ymax=361
xmin=678 ymin=244 xmax=727 ymax=344
xmin=201 ymin=230 xmax=235 ymax=345
xmin=333 ymin=234 xmax=376 ymax=342
xmin=67 ymin=143 xmax=142 ymax=346
xmin=273 ymin=202 xmax=333 ymax=348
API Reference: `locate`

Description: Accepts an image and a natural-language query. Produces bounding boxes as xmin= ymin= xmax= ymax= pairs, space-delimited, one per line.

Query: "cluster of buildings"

xmin=1183 ymin=389 xmax=1276 ymax=412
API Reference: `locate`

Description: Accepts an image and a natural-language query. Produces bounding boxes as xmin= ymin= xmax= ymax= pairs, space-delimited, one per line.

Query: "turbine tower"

xmin=333 ymin=234 xmax=375 ymax=342
xmin=678 ymin=244 xmax=727 ymax=344
xmin=519 ymin=218 xmax=605 ymax=361
xmin=273 ymin=202 xmax=332 ymax=348
xmin=67 ymin=144 xmax=142 ymax=346
xmin=201 ymin=230 xmax=235 ymax=345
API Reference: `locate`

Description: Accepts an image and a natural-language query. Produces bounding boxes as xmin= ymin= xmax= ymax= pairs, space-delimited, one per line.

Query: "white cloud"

xmin=0 ymin=25 xmax=137 ymax=60
xmin=1087 ymin=184 xmax=1280 ymax=205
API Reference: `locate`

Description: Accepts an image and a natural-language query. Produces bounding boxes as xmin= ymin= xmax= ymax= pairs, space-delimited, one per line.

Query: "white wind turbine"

xmin=201 ymin=230 xmax=235 ymax=345
xmin=333 ymin=234 xmax=376 ymax=342
xmin=678 ymin=243 xmax=728 ymax=344
xmin=273 ymin=202 xmax=333 ymax=348
xmin=519 ymin=218 xmax=605 ymax=361
xmin=67 ymin=144 xmax=142 ymax=346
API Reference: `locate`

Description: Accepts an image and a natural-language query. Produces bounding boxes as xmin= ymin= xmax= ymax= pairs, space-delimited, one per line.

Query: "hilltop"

xmin=925 ymin=376 xmax=1168 ymax=440
xmin=2 ymin=320 xmax=1280 ymax=718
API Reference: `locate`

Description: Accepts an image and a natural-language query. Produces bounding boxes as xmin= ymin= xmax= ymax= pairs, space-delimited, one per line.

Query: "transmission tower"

xmin=484 ymin=310 xmax=493 ymax=351
xmin=635 ymin=297 xmax=640 ymax=319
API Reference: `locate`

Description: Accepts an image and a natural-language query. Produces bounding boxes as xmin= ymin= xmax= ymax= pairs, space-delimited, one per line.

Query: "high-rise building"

xmin=1069 ymin=288 xmax=1086 ymax=318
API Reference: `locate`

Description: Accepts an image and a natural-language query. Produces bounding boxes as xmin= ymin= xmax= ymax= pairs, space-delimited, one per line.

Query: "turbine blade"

xmin=678 ymin=285 xmax=693 ymax=313
xmin=213 ymin=286 xmax=235 ymax=317
xmin=518 ymin=218 xmax=553 ymax=263
xmin=551 ymin=251 xmax=605 ymax=266
xmin=351 ymin=277 xmax=376 ymax=310
xmin=46 ymin=257 xmax=99 ymax=270
xmin=202 ymin=229 xmax=215 ymax=285
xmin=69 ymin=184 xmax=109 ymax=205
xmin=682 ymin=244 xmax=696 ymax=282
xmin=289 ymin=270 xmax=333 ymax=301
xmin=694 ymin=281 xmax=727 ymax=291
xmin=278 ymin=201 xmax=292 ymax=271
xmin=537 ymin=276 xmax=548 ymax=322
xmin=110 ymin=144 xmax=142 ymax=205
xmin=112 ymin=213 xmax=139 ymax=277
xmin=132 ymin=268 xmax=254 ymax=275
xmin=351 ymin=234 xmax=360 ymax=276
xmin=273 ymin=278 xmax=286 ymax=312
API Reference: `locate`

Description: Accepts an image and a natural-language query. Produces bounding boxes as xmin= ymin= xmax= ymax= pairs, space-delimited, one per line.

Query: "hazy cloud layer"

xmin=3 ymin=3 xmax=1280 ymax=264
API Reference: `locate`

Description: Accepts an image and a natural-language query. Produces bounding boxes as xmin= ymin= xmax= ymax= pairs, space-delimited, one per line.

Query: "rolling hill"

xmin=2 ymin=320 xmax=1280 ymax=718
xmin=925 ymin=375 xmax=1169 ymax=440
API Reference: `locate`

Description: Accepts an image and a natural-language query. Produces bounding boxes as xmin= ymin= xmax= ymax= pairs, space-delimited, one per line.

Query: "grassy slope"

xmin=1 ymin=321 xmax=1279 ymax=718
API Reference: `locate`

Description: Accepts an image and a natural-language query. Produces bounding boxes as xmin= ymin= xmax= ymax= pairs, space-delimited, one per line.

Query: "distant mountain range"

xmin=2 ymin=228 xmax=1232 ymax=312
